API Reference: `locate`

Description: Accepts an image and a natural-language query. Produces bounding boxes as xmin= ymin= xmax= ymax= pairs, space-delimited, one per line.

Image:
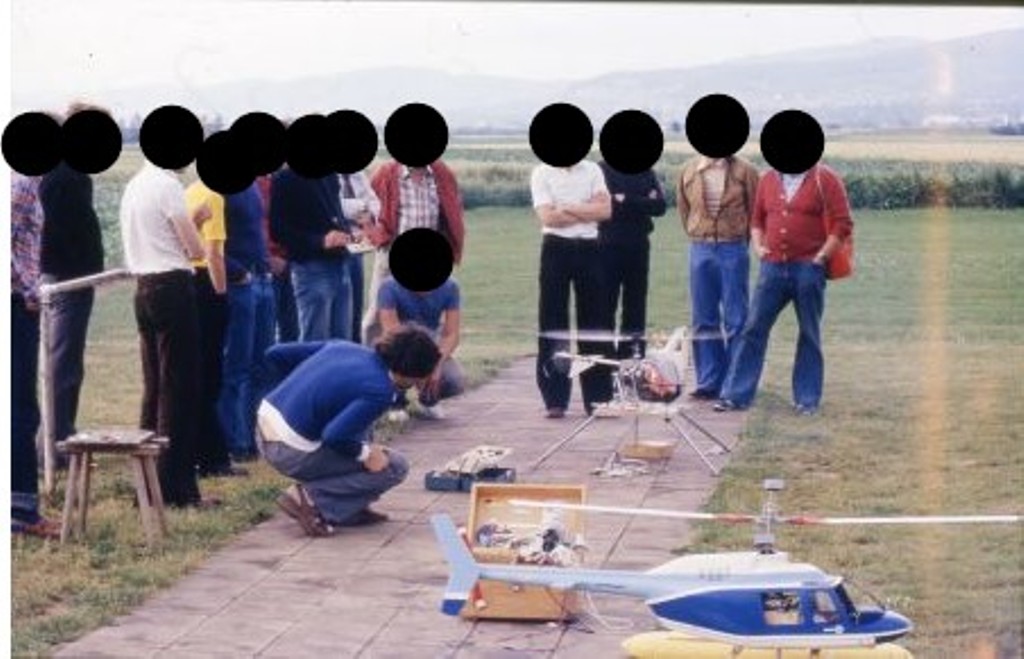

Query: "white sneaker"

xmin=386 ymin=409 xmax=410 ymax=423
xmin=414 ymin=403 xmax=446 ymax=420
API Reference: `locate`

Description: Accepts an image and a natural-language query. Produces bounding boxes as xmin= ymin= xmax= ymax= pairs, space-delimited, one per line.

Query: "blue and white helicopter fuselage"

xmin=431 ymin=514 xmax=912 ymax=650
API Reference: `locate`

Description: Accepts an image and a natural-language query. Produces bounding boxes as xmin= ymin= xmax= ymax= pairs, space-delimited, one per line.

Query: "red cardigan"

xmin=369 ymin=160 xmax=465 ymax=264
xmin=752 ymin=164 xmax=853 ymax=264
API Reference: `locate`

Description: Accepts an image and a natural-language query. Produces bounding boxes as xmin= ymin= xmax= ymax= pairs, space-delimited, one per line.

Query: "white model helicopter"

xmin=431 ymin=479 xmax=1021 ymax=651
xmin=535 ymin=327 xmax=733 ymax=474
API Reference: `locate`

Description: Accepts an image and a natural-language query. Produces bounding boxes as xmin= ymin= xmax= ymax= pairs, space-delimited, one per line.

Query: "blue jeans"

xmin=291 ymin=258 xmax=352 ymax=342
xmin=689 ymin=241 xmax=750 ymax=395
xmin=273 ymin=265 xmax=299 ymax=343
xmin=418 ymin=357 xmax=467 ymax=407
xmin=720 ymin=261 xmax=827 ymax=408
xmin=12 ymin=296 xmax=42 ymax=524
xmin=218 ymin=276 xmax=277 ymax=457
xmin=259 ymin=437 xmax=409 ymax=525
xmin=346 ymin=253 xmax=364 ymax=344
xmin=44 ymin=287 xmax=95 ymax=444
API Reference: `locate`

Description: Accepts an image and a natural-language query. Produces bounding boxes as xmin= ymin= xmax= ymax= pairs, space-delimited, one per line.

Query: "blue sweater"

xmin=224 ymin=183 xmax=269 ymax=282
xmin=263 ymin=341 xmax=399 ymax=456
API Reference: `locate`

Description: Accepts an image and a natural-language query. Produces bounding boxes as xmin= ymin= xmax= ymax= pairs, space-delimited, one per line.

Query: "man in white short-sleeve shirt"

xmin=529 ymin=160 xmax=614 ymax=418
xmin=119 ymin=160 xmax=218 ymax=509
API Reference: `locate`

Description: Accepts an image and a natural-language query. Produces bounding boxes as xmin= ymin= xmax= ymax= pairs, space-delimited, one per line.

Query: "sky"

xmin=7 ymin=1 xmax=1024 ymax=104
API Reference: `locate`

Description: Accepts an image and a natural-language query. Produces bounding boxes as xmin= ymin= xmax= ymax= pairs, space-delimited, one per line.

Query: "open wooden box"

xmin=461 ymin=482 xmax=586 ymax=620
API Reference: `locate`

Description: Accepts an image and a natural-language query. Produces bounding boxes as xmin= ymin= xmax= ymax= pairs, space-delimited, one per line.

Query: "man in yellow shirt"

xmin=184 ymin=182 xmax=242 ymax=477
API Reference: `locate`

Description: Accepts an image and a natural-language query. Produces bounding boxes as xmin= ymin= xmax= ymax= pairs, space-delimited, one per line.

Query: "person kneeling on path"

xmin=370 ymin=276 xmax=466 ymax=421
xmin=257 ymin=324 xmax=441 ymax=536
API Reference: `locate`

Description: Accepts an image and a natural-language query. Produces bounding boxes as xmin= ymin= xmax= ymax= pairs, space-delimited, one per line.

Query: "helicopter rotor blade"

xmin=539 ymin=329 xmax=644 ymax=343
xmin=780 ymin=514 xmax=1023 ymax=526
xmin=538 ymin=328 xmax=725 ymax=343
xmin=510 ymin=501 xmax=1023 ymax=528
xmin=508 ymin=500 xmax=759 ymax=524
xmin=552 ymin=351 xmax=621 ymax=368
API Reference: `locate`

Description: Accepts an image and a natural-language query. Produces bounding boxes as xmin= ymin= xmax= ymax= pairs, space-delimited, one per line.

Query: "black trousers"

xmin=536 ymin=235 xmax=614 ymax=413
xmin=134 ymin=270 xmax=202 ymax=506
xmin=193 ymin=269 xmax=231 ymax=474
xmin=601 ymin=238 xmax=651 ymax=358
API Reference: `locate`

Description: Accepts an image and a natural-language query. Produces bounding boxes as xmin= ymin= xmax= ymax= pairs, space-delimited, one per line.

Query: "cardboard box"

xmin=620 ymin=440 xmax=676 ymax=460
xmin=462 ymin=483 xmax=585 ymax=620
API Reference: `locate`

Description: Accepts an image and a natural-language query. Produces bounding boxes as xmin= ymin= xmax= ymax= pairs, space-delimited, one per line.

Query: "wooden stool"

xmin=59 ymin=429 xmax=169 ymax=546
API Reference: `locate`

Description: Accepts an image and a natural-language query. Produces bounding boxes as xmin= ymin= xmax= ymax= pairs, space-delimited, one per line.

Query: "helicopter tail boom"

xmin=431 ymin=514 xmax=482 ymax=615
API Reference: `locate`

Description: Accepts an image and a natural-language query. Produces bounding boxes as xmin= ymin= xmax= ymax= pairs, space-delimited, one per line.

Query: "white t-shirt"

xmin=120 ymin=162 xmax=194 ymax=274
xmin=530 ymin=161 xmax=608 ymax=240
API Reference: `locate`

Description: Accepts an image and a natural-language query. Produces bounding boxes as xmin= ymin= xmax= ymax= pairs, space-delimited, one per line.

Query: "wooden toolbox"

xmin=461 ymin=482 xmax=586 ymax=621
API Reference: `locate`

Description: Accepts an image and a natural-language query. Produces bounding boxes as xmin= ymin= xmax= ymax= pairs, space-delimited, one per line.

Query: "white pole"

xmin=39 ymin=286 xmax=55 ymax=498
xmin=38 ymin=269 xmax=134 ymax=497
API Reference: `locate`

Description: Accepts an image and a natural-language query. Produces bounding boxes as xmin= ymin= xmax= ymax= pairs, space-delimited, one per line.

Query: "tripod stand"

xmin=529 ymin=328 xmax=732 ymax=475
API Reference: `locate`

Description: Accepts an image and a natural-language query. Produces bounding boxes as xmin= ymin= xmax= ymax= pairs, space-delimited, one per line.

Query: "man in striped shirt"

xmin=363 ymin=160 xmax=465 ymax=342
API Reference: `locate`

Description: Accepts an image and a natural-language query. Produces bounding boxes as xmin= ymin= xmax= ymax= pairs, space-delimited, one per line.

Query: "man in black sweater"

xmin=269 ymin=167 xmax=354 ymax=341
xmin=597 ymin=161 xmax=667 ymax=358
xmin=39 ymin=156 xmax=105 ymax=452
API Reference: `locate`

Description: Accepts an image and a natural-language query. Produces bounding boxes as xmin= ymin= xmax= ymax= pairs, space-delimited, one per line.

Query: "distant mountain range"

xmin=17 ymin=28 xmax=1024 ymax=133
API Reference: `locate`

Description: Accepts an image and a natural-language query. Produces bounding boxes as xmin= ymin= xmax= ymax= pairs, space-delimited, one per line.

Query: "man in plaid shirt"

xmin=11 ymin=172 xmax=61 ymax=538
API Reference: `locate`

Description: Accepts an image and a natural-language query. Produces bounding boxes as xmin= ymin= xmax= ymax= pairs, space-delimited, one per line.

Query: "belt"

xmin=689 ymin=236 xmax=747 ymax=244
xmin=137 ymin=269 xmax=192 ymax=283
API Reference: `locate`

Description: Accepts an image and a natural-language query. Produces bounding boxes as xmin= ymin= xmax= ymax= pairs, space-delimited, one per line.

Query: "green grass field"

xmin=12 ymin=198 xmax=1023 ymax=656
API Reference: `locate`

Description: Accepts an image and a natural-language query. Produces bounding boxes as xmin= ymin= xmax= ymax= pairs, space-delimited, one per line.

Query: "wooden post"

xmin=59 ymin=450 xmax=81 ymax=544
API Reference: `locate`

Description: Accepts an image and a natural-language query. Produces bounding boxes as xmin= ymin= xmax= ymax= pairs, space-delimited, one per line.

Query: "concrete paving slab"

xmin=54 ymin=357 xmax=745 ymax=658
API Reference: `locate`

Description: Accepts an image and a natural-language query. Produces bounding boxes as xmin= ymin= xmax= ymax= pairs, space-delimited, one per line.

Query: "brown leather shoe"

xmin=276 ymin=485 xmax=334 ymax=537
xmin=12 ymin=517 xmax=62 ymax=540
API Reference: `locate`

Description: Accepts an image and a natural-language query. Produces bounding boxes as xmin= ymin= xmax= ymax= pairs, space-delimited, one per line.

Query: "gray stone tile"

xmin=461 ymin=619 xmax=565 ymax=652
xmin=55 ymin=358 xmax=742 ymax=659
xmin=161 ymin=616 xmax=292 ymax=655
xmin=54 ymin=636 xmax=162 ymax=658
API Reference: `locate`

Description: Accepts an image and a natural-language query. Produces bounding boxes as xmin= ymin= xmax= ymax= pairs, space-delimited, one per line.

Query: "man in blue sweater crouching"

xmin=257 ymin=324 xmax=440 ymax=536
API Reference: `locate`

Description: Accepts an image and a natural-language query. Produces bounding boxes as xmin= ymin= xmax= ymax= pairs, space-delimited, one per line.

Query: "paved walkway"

xmin=55 ymin=358 xmax=744 ymax=658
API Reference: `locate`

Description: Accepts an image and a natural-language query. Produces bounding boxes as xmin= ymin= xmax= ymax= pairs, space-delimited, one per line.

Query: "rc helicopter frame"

xmin=431 ymin=479 xmax=1022 ymax=653
xmin=532 ymin=326 xmax=732 ymax=475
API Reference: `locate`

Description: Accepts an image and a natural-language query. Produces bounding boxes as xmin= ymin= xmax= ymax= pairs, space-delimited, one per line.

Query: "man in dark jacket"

xmin=269 ymin=167 xmax=354 ymax=341
xmin=39 ymin=109 xmax=106 ymax=452
xmin=597 ymin=161 xmax=667 ymax=358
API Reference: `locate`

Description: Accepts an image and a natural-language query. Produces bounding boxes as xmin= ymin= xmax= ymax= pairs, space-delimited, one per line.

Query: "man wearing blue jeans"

xmin=338 ymin=170 xmax=381 ymax=344
xmin=715 ymin=164 xmax=853 ymax=414
xmin=219 ymin=182 xmax=276 ymax=462
xmin=676 ymin=155 xmax=760 ymax=399
xmin=270 ymin=166 xmax=354 ymax=342
xmin=257 ymin=325 xmax=440 ymax=535
xmin=11 ymin=172 xmax=61 ymax=538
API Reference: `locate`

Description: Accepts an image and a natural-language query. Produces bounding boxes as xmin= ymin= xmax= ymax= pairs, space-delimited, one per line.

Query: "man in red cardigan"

xmin=714 ymin=162 xmax=853 ymax=415
xmin=361 ymin=159 xmax=465 ymax=342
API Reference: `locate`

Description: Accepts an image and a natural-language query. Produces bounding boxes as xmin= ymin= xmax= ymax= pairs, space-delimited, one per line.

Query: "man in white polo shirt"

xmin=119 ymin=160 xmax=216 ymax=508
xmin=530 ymin=158 xmax=614 ymax=418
